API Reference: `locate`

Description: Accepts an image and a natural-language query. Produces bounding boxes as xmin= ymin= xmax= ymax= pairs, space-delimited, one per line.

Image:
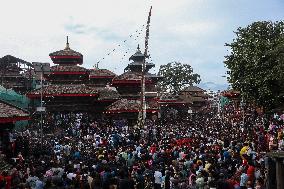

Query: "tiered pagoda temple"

xmin=27 ymin=38 xmax=119 ymax=115
xmin=105 ymin=46 xmax=162 ymax=121
xmin=26 ymin=39 xmax=206 ymax=122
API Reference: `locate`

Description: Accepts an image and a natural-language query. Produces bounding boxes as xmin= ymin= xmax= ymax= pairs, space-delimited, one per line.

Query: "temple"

xmin=105 ymin=45 xmax=162 ymax=122
xmin=27 ymin=37 xmax=119 ymax=118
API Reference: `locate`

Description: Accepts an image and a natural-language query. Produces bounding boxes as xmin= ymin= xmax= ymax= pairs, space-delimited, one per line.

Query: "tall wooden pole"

xmin=139 ymin=6 xmax=152 ymax=128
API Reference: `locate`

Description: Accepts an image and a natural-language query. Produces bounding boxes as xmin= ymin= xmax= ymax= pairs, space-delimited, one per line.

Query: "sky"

xmin=0 ymin=0 xmax=283 ymax=90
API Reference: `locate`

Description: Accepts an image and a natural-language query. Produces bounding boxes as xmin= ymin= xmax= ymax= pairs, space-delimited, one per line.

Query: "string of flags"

xmin=95 ymin=24 xmax=146 ymax=68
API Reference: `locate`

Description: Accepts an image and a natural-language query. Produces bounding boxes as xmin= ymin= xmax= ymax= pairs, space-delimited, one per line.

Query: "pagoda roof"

xmin=112 ymin=71 xmax=161 ymax=84
xmin=182 ymin=86 xmax=205 ymax=92
xmin=27 ymin=84 xmax=98 ymax=98
xmin=89 ymin=68 xmax=116 ymax=78
xmin=105 ymin=99 xmax=158 ymax=113
xmin=49 ymin=48 xmax=82 ymax=57
xmin=50 ymin=65 xmax=88 ymax=74
xmin=49 ymin=37 xmax=83 ymax=63
xmin=96 ymin=87 xmax=120 ymax=100
xmin=0 ymin=100 xmax=29 ymax=123
xmin=49 ymin=45 xmax=83 ymax=57
xmin=128 ymin=45 xmax=148 ymax=62
xmin=125 ymin=61 xmax=155 ymax=70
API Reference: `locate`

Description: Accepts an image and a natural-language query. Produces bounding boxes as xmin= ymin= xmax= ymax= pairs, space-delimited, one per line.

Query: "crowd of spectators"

xmin=0 ymin=108 xmax=283 ymax=189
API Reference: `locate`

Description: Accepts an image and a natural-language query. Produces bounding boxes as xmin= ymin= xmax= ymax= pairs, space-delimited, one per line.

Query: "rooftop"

xmin=96 ymin=87 xmax=120 ymax=100
xmin=0 ymin=100 xmax=29 ymax=123
xmin=128 ymin=45 xmax=147 ymax=62
xmin=50 ymin=65 xmax=88 ymax=73
xmin=182 ymin=86 xmax=205 ymax=92
xmin=27 ymin=84 xmax=98 ymax=97
xmin=89 ymin=68 xmax=116 ymax=78
xmin=49 ymin=37 xmax=83 ymax=58
xmin=113 ymin=71 xmax=161 ymax=82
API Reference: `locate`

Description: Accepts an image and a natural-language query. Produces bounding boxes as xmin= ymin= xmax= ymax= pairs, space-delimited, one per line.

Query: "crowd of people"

xmin=0 ymin=108 xmax=283 ymax=189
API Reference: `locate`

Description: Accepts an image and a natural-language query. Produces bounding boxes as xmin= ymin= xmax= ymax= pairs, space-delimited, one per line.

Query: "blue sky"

xmin=0 ymin=0 xmax=283 ymax=90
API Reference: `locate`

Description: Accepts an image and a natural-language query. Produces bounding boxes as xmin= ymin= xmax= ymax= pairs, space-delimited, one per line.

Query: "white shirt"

xmin=67 ymin=173 xmax=76 ymax=180
xmin=154 ymin=171 xmax=162 ymax=184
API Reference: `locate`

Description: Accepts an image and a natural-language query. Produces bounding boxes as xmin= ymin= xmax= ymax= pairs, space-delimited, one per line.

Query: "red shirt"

xmin=247 ymin=165 xmax=255 ymax=181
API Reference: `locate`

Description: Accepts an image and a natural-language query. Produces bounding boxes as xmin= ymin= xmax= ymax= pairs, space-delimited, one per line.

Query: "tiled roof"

xmin=159 ymin=93 xmax=179 ymax=100
xmin=113 ymin=71 xmax=160 ymax=81
xmin=97 ymin=87 xmax=120 ymax=100
xmin=89 ymin=68 xmax=116 ymax=78
xmin=51 ymin=65 xmax=88 ymax=72
xmin=129 ymin=46 xmax=146 ymax=61
xmin=0 ymin=101 xmax=29 ymax=118
xmin=49 ymin=46 xmax=83 ymax=57
xmin=106 ymin=99 xmax=158 ymax=112
xmin=126 ymin=62 xmax=155 ymax=69
xmin=182 ymin=86 xmax=205 ymax=92
xmin=28 ymin=84 xmax=98 ymax=97
xmin=114 ymin=71 xmax=142 ymax=81
xmin=28 ymin=85 xmax=120 ymax=100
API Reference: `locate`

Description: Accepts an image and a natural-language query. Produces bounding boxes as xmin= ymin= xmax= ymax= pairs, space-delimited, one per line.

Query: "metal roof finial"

xmin=65 ymin=36 xmax=70 ymax=49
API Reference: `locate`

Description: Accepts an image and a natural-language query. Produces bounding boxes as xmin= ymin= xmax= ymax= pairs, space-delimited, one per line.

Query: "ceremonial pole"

xmin=138 ymin=6 xmax=152 ymax=128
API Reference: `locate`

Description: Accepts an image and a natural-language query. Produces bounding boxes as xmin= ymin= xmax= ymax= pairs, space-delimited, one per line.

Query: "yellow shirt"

xmin=240 ymin=146 xmax=249 ymax=159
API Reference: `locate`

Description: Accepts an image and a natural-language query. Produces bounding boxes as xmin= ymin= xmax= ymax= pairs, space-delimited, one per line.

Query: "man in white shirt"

xmin=154 ymin=169 xmax=162 ymax=189
xmin=240 ymin=170 xmax=248 ymax=189
xmin=67 ymin=172 xmax=76 ymax=180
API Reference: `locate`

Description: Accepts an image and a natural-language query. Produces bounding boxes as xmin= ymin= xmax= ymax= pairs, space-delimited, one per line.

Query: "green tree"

xmin=224 ymin=21 xmax=284 ymax=110
xmin=158 ymin=62 xmax=201 ymax=94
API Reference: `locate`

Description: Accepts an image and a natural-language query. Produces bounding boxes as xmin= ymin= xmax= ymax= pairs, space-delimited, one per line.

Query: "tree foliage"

xmin=224 ymin=21 xmax=284 ymax=110
xmin=158 ymin=62 xmax=201 ymax=94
